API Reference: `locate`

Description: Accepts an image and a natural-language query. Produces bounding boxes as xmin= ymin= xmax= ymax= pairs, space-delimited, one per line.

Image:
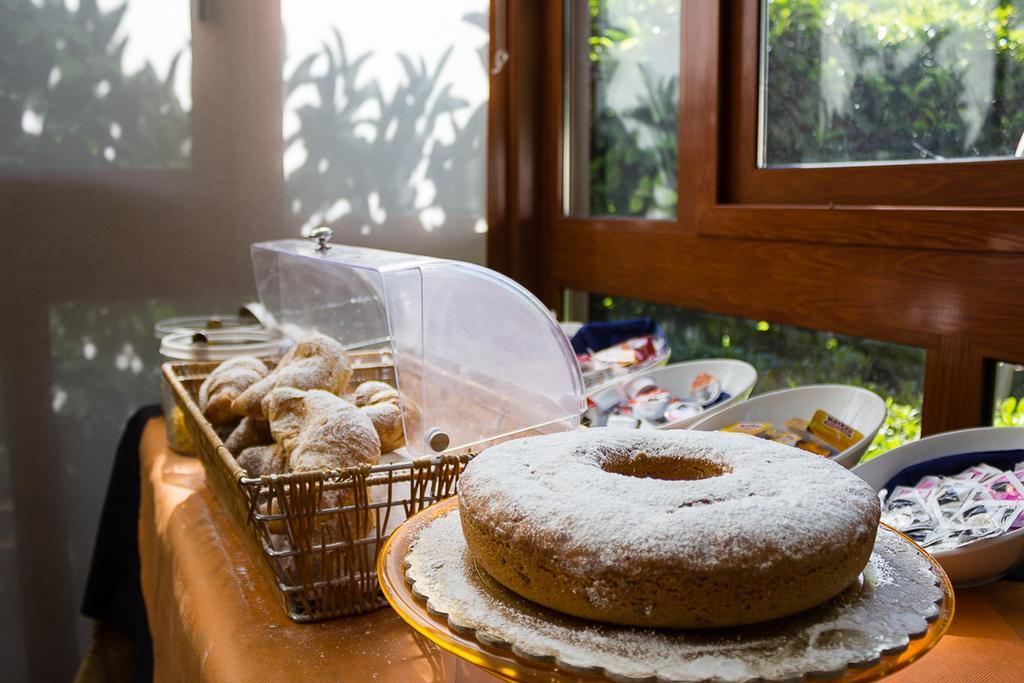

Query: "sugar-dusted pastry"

xmin=232 ymin=333 xmax=352 ymax=419
xmin=354 ymin=380 xmax=399 ymax=407
xmin=224 ymin=416 xmax=272 ymax=455
xmin=213 ymin=418 xmax=240 ymax=443
xmin=236 ymin=443 xmax=288 ymax=477
xmin=362 ymin=401 xmax=404 ymax=452
xmin=198 ymin=356 xmax=269 ymax=425
xmin=264 ymin=387 xmax=381 ymax=472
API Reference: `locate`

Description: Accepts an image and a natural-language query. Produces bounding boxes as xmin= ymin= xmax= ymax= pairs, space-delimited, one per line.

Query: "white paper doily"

xmin=403 ymin=509 xmax=949 ymax=683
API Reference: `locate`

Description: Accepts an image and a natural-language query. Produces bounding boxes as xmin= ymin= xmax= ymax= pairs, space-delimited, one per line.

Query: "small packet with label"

xmin=720 ymin=422 xmax=774 ymax=438
xmin=1011 ymin=509 xmax=1024 ymax=531
xmin=796 ymin=441 xmax=834 ymax=457
xmin=783 ymin=418 xmax=839 ymax=456
xmin=965 ymin=485 xmax=994 ymax=506
xmin=930 ymin=524 xmax=1002 ymax=551
xmin=919 ymin=527 xmax=952 ymax=548
xmin=952 ymin=463 xmax=1003 ymax=483
xmin=930 ymin=480 xmax=981 ymax=521
xmin=956 ymin=500 xmax=1022 ymax=532
xmin=984 ymin=472 xmax=1024 ymax=502
xmin=689 ymin=372 xmax=722 ymax=406
xmin=768 ymin=430 xmax=801 ymax=448
xmin=807 ymin=410 xmax=863 ymax=452
xmin=915 ymin=475 xmax=942 ymax=492
xmin=903 ymin=527 xmax=934 ymax=545
xmin=890 ymin=485 xmax=918 ymax=500
xmin=664 ymin=399 xmax=704 ymax=423
xmin=882 ymin=490 xmax=938 ymax=532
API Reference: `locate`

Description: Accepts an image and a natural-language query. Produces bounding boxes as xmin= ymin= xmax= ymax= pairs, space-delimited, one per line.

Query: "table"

xmin=139 ymin=419 xmax=1024 ymax=682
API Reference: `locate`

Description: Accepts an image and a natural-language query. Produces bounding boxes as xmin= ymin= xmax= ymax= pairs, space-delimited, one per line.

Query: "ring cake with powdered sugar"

xmin=457 ymin=428 xmax=880 ymax=629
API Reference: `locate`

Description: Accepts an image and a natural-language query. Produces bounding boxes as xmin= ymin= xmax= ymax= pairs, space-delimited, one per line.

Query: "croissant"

xmin=232 ymin=333 xmax=352 ymax=419
xmin=198 ymin=356 xmax=269 ymax=425
xmin=264 ymin=388 xmax=381 ymax=472
xmin=362 ymin=401 xmax=404 ymax=452
xmin=355 ymin=380 xmax=405 ymax=452
xmin=354 ymin=380 xmax=399 ymax=407
xmin=236 ymin=443 xmax=288 ymax=477
xmin=224 ymin=417 xmax=272 ymax=456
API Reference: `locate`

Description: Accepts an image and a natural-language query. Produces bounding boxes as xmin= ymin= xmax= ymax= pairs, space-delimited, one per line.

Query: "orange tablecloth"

xmin=139 ymin=419 xmax=1024 ymax=682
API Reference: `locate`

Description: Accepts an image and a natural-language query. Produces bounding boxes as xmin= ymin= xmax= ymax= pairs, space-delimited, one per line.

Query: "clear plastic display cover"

xmin=251 ymin=240 xmax=585 ymax=457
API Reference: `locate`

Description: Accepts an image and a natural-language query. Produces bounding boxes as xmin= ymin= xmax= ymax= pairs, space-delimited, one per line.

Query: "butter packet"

xmin=796 ymin=440 xmax=832 ymax=457
xmin=768 ymin=430 xmax=801 ymax=447
xmin=808 ymin=409 xmax=863 ymax=451
xmin=720 ymin=422 xmax=773 ymax=438
xmin=783 ymin=417 xmax=839 ymax=456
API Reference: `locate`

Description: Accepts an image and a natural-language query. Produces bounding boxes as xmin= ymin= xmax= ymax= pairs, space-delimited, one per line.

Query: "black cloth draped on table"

xmin=79 ymin=405 xmax=161 ymax=683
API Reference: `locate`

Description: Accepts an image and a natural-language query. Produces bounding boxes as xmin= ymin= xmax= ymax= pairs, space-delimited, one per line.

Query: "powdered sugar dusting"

xmin=459 ymin=429 xmax=880 ymax=573
xmin=405 ymin=510 xmax=946 ymax=682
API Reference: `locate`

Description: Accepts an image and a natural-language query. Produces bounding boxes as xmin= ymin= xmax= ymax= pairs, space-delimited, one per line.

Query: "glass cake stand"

xmin=379 ymin=498 xmax=954 ymax=683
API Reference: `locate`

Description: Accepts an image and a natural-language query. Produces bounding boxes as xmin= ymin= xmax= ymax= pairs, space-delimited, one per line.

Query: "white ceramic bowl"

xmin=853 ymin=426 xmax=1024 ymax=587
xmin=689 ymin=384 xmax=887 ymax=468
xmin=638 ymin=359 xmax=758 ymax=430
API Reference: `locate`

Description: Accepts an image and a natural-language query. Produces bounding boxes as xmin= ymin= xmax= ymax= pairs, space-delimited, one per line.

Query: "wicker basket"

xmin=161 ymin=355 xmax=474 ymax=622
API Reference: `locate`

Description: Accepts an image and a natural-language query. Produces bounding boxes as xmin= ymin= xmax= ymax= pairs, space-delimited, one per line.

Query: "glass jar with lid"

xmin=159 ymin=329 xmax=286 ymax=453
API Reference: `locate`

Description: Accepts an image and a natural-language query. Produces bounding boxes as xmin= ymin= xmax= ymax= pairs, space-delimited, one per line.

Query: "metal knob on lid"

xmin=427 ymin=428 xmax=450 ymax=453
xmin=309 ymin=226 xmax=334 ymax=252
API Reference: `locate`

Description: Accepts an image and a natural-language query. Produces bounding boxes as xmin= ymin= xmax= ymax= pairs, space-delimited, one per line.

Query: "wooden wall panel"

xmin=487 ymin=0 xmax=545 ymax=294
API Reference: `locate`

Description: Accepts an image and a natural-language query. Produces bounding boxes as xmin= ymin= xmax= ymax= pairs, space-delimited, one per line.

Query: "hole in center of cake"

xmin=601 ymin=451 xmax=730 ymax=481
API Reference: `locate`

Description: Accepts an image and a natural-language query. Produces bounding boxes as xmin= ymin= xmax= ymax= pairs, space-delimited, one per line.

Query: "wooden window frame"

xmin=488 ymin=0 xmax=1024 ymax=438
xmin=709 ymin=0 xmax=1024 ymax=253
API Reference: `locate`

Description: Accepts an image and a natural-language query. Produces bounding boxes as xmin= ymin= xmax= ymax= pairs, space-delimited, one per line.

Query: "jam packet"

xmin=689 ymin=372 xmax=722 ymax=406
xmin=664 ymin=400 xmax=703 ymax=422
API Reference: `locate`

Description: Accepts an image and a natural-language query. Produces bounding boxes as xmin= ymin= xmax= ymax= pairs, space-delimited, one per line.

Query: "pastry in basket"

xmin=355 ymin=379 xmax=404 ymax=452
xmin=264 ymin=387 xmax=381 ymax=471
xmin=354 ymin=380 xmax=399 ymax=407
xmin=458 ymin=429 xmax=880 ymax=629
xmin=265 ymin=387 xmax=381 ymax=541
xmin=224 ymin=417 xmax=272 ymax=455
xmin=237 ymin=443 xmax=288 ymax=476
xmin=362 ymin=401 xmax=404 ymax=452
xmin=231 ymin=333 xmax=352 ymax=419
xmin=198 ymin=356 xmax=269 ymax=425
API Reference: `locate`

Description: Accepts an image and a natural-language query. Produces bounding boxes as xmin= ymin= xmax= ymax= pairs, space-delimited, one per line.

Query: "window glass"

xmin=281 ymin=1 xmax=489 ymax=264
xmin=586 ymin=294 xmax=925 ymax=460
xmin=566 ymin=0 xmax=680 ymax=218
xmin=0 ymin=0 xmax=191 ymax=168
xmin=992 ymin=361 xmax=1024 ymax=426
xmin=762 ymin=0 xmax=1024 ymax=167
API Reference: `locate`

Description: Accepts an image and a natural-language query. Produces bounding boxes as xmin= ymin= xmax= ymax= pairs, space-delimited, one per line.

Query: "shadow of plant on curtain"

xmin=282 ymin=11 xmax=487 ymax=263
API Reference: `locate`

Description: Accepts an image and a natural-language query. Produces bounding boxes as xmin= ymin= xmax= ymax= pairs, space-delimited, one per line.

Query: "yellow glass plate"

xmin=379 ymin=498 xmax=954 ymax=682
